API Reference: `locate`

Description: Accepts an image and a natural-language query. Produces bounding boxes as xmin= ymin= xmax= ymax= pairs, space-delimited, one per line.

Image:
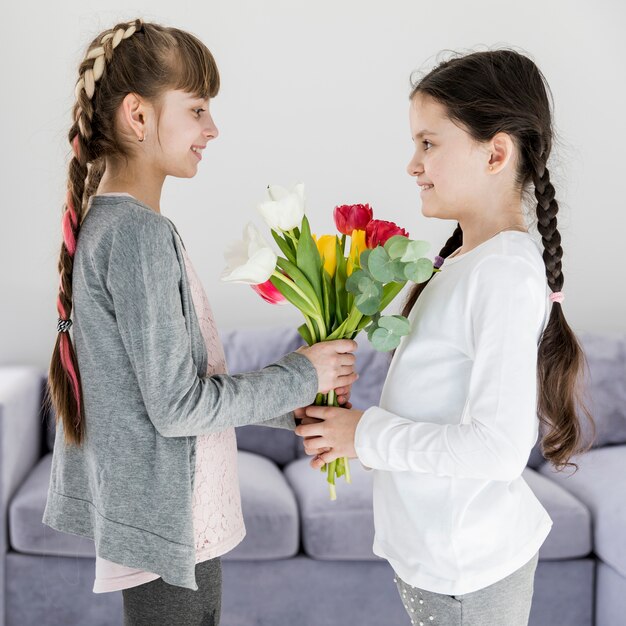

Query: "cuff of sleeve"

xmin=354 ymin=406 xmax=386 ymax=471
xmin=280 ymin=351 xmax=319 ymax=406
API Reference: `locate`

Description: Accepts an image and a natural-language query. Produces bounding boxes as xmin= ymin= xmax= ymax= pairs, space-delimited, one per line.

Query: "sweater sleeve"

xmin=106 ymin=215 xmax=318 ymax=438
xmin=354 ymin=255 xmax=545 ymax=481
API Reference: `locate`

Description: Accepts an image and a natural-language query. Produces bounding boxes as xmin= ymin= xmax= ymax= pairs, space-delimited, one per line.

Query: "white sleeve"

xmin=354 ymin=255 xmax=545 ymax=481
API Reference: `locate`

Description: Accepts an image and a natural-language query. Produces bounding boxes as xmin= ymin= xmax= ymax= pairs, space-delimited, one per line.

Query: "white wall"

xmin=1 ymin=0 xmax=624 ymax=369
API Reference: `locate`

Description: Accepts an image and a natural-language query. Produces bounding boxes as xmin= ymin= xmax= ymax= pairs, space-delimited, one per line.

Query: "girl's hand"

xmin=296 ymin=340 xmax=358 ymax=394
xmin=294 ymin=406 xmax=364 ymax=469
xmin=293 ymin=382 xmax=353 ymax=421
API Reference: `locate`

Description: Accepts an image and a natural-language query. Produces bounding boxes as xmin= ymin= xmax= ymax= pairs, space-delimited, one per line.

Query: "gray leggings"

xmin=394 ymin=552 xmax=539 ymax=626
xmin=122 ymin=557 xmax=221 ymax=626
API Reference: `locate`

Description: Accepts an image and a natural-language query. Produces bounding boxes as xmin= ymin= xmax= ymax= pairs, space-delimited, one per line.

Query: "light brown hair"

xmin=48 ymin=19 xmax=220 ymax=446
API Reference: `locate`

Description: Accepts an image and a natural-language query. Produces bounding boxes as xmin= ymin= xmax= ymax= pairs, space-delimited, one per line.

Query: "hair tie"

xmin=433 ymin=255 xmax=444 ymax=269
xmin=57 ymin=318 xmax=73 ymax=333
xmin=549 ymin=291 xmax=564 ymax=304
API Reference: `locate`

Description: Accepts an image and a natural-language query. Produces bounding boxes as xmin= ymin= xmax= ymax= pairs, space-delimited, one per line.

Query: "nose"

xmin=406 ymin=151 xmax=422 ymax=177
xmin=203 ymin=112 xmax=219 ymax=141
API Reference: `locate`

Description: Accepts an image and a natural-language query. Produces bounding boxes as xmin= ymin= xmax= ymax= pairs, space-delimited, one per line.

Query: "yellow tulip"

xmin=347 ymin=229 xmax=366 ymax=276
xmin=313 ymin=234 xmax=338 ymax=277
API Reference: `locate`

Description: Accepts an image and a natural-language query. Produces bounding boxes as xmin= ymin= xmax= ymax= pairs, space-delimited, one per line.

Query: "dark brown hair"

xmin=401 ymin=49 xmax=594 ymax=471
xmin=47 ymin=19 xmax=220 ymax=446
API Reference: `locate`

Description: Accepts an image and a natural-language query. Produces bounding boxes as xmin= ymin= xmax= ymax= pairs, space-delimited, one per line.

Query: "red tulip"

xmin=333 ymin=204 xmax=373 ymax=236
xmin=251 ymin=279 xmax=286 ymax=305
xmin=365 ymin=219 xmax=410 ymax=249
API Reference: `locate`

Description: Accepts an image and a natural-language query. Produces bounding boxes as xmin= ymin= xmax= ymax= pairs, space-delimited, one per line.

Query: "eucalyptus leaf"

xmin=358 ymin=248 xmax=372 ymax=272
xmin=378 ymin=315 xmax=411 ymax=336
xmin=345 ymin=269 xmax=368 ymax=294
xmin=401 ymin=240 xmax=431 ymax=263
xmin=371 ymin=326 xmax=403 ymax=351
xmin=355 ymin=281 xmax=383 ymax=316
xmin=385 ymin=235 xmax=411 ymax=260
xmin=368 ymin=246 xmax=396 ymax=283
xmin=404 ymin=258 xmax=435 ymax=283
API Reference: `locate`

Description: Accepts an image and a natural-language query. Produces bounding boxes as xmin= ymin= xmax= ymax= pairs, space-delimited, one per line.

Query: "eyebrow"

xmin=413 ymin=130 xmax=438 ymax=139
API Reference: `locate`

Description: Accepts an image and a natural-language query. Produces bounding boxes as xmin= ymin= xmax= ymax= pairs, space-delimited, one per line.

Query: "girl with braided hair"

xmin=43 ymin=18 xmax=358 ymax=625
xmin=296 ymin=49 xmax=594 ymax=625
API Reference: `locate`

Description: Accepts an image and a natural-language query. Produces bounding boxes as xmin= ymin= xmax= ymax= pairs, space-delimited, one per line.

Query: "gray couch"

xmin=1 ymin=327 xmax=625 ymax=626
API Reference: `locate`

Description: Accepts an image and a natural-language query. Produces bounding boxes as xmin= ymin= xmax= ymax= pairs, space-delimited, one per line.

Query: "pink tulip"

xmin=365 ymin=219 xmax=410 ymax=249
xmin=333 ymin=204 xmax=373 ymax=236
xmin=251 ymin=279 xmax=286 ymax=305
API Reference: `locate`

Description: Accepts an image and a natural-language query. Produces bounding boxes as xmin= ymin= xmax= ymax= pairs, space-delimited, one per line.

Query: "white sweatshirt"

xmin=355 ymin=230 xmax=554 ymax=595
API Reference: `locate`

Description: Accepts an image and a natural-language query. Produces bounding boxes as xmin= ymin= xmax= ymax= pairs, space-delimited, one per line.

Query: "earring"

xmin=489 ymin=165 xmax=493 ymax=171
xmin=138 ymin=135 xmax=145 ymax=143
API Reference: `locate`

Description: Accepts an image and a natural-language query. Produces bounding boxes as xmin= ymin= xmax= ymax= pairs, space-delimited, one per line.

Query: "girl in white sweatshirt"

xmin=296 ymin=49 xmax=594 ymax=626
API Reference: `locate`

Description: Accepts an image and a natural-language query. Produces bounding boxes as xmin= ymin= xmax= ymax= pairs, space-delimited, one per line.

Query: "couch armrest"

xmin=0 ymin=367 xmax=45 ymax=536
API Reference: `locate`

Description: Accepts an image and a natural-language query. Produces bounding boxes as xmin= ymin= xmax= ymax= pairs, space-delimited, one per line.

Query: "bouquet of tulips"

xmin=222 ymin=184 xmax=434 ymax=499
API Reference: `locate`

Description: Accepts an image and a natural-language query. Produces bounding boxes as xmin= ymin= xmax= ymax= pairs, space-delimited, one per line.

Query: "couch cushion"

xmin=11 ymin=451 xmax=299 ymax=561
xmin=539 ymin=445 xmax=626 ymax=576
xmin=284 ymin=456 xmax=379 ymax=560
xmin=222 ymin=327 xmax=304 ymax=464
xmin=224 ymin=450 xmax=299 ymax=560
xmin=9 ymin=453 xmax=95 ymax=557
xmin=576 ymin=332 xmax=626 ymax=448
xmin=521 ymin=467 xmax=592 ymax=559
xmin=284 ymin=458 xmax=591 ymax=561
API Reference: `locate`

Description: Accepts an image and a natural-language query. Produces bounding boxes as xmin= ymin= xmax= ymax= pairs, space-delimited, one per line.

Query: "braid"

xmin=48 ymin=19 xmax=142 ymax=446
xmin=532 ymin=154 xmax=563 ymax=294
xmin=531 ymin=150 xmax=595 ymax=471
xmin=400 ymin=223 xmax=463 ymax=319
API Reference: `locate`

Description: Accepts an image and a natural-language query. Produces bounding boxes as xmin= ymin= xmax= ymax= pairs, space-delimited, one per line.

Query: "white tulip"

xmin=257 ymin=183 xmax=306 ymax=232
xmin=221 ymin=222 xmax=278 ymax=284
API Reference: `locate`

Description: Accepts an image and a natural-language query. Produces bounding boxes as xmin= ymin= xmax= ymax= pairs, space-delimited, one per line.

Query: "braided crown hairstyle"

xmin=48 ymin=19 xmax=220 ymax=446
xmin=401 ymin=49 xmax=594 ymax=472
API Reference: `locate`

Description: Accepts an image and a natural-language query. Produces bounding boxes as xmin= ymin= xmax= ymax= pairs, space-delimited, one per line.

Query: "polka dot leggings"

xmin=393 ymin=552 xmax=538 ymax=626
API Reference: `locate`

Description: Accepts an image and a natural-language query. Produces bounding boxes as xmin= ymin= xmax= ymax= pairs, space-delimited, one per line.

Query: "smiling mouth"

xmin=191 ymin=147 xmax=202 ymax=160
xmin=420 ymin=184 xmax=434 ymax=191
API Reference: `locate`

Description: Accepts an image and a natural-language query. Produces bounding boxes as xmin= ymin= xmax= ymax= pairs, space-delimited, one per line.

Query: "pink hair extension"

xmin=62 ymin=191 xmax=78 ymax=257
xmin=59 ymin=332 xmax=82 ymax=420
xmin=56 ymin=295 xmax=81 ymax=420
xmin=72 ymin=134 xmax=80 ymax=159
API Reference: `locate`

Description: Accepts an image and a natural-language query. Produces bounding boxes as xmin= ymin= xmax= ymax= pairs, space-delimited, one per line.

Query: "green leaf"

xmin=389 ymin=259 xmax=407 ymax=282
xmin=334 ymin=239 xmax=347 ymax=323
xmin=384 ymin=235 xmax=411 ymax=260
xmin=297 ymin=322 xmax=315 ymax=345
xmin=358 ymin=248 xmax=372 ymax=272
xmin=321 ymin=267 xmax=334 ymax=331
xmin=296 ymin=216 xmax=324 ymax=304
xmin=276 ymin=257 xmax=321 ymax=315
xmin=269 ymin=275 xmax=318 ymax=318
xmin=345 ymin=269 xmax=367 ymax=294
xmin=400 ymin=240 xmax=431 ymax=263
xmin=371 ymin=327 xmax=403 ymax=351
xmin=378 ymin=315 xmax=411 ymax=336
xmin=368 ymin=246 xmax=395 ymax=283
xmin=404 ymin=258 xmax=435 ymax=283
xmin=271 ymin=230 xmax=296 ymax=264
xmin=355 ymin=281 xmax=383 ymax=316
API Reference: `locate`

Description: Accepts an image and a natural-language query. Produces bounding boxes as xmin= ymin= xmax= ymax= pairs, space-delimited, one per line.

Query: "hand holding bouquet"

xmin=222 ymin=184 xmax=435 ymax=498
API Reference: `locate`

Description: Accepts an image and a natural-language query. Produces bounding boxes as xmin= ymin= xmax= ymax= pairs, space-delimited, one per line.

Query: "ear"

xmin=120 ymin=93 xmax=150 ymax=141
xmin=487 ymin=132 xmax=515 ymax=174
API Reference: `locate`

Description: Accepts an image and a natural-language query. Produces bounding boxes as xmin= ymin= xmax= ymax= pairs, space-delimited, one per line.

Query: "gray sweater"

xmin=42 ymin=195 xmax=318 ymax=590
